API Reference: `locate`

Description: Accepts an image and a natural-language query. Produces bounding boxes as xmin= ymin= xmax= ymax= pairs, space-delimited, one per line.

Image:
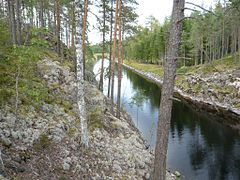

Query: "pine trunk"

xmin=107 ymin=0 xmax=114 ymax=98
xmin=39 ymin=0 xmax=44 ymax=28
xmin=153 ymin=0 xmax=185 ymax=179
xmin=110 ymin=0 xmax=119 ymax=113
xmin=99 ymin=0 xmax=106 ymax=92
xmin=116 ymin=0 xmax=122 ymax=118
xmin=16 ymin=0 xmax=22 ymax=45
xmin=8 ymin=0 xmax=17 ymax=45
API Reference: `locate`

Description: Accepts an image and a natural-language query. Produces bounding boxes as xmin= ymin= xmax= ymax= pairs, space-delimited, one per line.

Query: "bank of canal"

xmin=93 ymin=60 xmax=240 ymax=180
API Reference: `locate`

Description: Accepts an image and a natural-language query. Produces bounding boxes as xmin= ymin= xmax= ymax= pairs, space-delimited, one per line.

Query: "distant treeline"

xmin=124 ymin=1 xmax=240 ymax=66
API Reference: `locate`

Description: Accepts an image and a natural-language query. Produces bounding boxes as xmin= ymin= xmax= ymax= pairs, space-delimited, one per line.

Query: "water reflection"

xmin=93 ymin=60 xmax=240 ymax=180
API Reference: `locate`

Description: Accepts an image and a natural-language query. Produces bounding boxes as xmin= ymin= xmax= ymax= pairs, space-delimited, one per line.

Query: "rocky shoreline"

xmin=0 ymin=59 xmax=177 ymax=179
xmin=123 ymin=64 xmax=240 ymax=132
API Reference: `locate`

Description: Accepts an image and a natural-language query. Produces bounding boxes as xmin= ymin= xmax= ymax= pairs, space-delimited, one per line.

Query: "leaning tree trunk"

xmin=75 ymin=0 xmax=88 ymax=147
xmin=110 ymin=0 xmax=119 ymax=113
xmin=99 ymin=0 xmax=106 ymax=92
xmin=153 ymin=0 xmax=185 ymax=180
xmin=116 ymin=0 xmax=122 ymax=118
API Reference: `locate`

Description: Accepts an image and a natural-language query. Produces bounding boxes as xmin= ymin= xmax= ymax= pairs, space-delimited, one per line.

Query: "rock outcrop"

xmin=0 ymin=59 xmax=176 ymax=179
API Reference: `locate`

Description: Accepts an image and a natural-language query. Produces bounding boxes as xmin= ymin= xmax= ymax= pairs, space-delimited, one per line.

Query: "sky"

xmin=89 ymin=0 xmax=216 ymax=44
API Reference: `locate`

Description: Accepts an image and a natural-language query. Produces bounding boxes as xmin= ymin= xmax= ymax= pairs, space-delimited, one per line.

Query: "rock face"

xmin=0 ymin=59 xmax=176 ymax=179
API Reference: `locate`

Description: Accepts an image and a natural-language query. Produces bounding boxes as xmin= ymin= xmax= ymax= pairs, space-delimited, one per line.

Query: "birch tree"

xmin=75 ymin=0 xmax=89 ymax=147
xmin=153 ymin=0 xmax=185 ymax=179
xmin=82 ymin=0 xmax=88 ymax=78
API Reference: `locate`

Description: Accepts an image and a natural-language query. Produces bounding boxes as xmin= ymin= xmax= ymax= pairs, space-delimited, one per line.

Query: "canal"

xmin=93 ymin=60 xmax=240 ymax=180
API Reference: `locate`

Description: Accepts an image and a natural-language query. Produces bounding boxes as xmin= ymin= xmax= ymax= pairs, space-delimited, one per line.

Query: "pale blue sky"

xmin=89 ymin=0 xmax=216 ymax=44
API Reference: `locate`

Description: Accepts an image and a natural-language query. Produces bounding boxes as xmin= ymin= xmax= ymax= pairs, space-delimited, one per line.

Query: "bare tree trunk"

xmin=153 ymin=0 xmax=185 ymax=179
xmin=225 ymin=35 xmax=229 ymax=56
xmin=221 ymin=18 xmax=225 ymax=58
xmin=15 ymin=65 xmax=20 ymax=119
xmin=116 ymin=0 xmax=122 ymax=118
xmin=47 ymin=6 xmax=51 ymax=29
xmin=99 ymin=0 xmax=106 ymax=92
xmin=7 ymin=0 xmax=12 ymax=35
xmin=238 ymin=27 xmax=240 ymax=56
xmin=75 ymin=0 xmax=88 ymax=147
xmin=39 ymin=0 xmax=44 ymax=28
xmin=82 ymin=0 xmax=88 ymax=79
xmin=107 ymin=0 xmax=114 ymax=98
xmin=55 ymin=0 xmax=61 ymax=56
xmin=209 ymin=37 xmax=212 ymax=61
xmin=183 ymin=45 xmax=186 ymax=66
xmin=71 ymin=4 xmax=75 ymax=49
xmin=110 ymin=0 xmax=119 ymax=113
xmin=16 ymin=0 xmax=22 ymax=45
xmin=71 ymin=4 xmax=76 ymax=71
xmin=7 ymin=0 xmax=17 ymax=45
xmin=30 ymin=6 xmax=34 ymax=26
xmin=200 ymin=36 xmax=203 ymax=64
xmin=60 ymin=29 xmax=64 ymax=63
xmin=66 ymin=21 xmax=69 ymax=46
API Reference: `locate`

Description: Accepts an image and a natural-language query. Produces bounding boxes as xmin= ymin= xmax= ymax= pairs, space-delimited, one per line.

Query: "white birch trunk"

xmin=74 ymin=0 xmax=88 ymax=147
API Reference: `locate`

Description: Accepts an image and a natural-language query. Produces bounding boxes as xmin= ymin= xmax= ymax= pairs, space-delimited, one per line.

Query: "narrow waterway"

xmin=93 ymin=60 xmax=240 ymax=180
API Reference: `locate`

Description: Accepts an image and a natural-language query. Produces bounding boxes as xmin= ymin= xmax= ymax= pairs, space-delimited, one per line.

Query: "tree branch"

xmin=185 ymin=2 xmax=217 ymax=16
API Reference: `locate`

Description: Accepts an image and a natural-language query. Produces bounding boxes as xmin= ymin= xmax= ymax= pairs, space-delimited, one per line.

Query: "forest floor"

xmin=0 ymin=47 xmax=177 ymax=179
xmin=124 ymin=57 xmax=240 ymax=131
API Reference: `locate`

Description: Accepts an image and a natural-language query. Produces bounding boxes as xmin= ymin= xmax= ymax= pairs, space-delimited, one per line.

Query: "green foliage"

xmin=90 ymin=44 xmax=104 ymax=54
xmin=125 ymin=2 xmax=240 ymax=68
xmin=59 ymin=176 xmax=67 ymax=180
xmin=87 ymin=108 xmax=104 ymax=132
xmin=34 ymin=133 xmax=51 ymax=150
xmin=31 ymin=37 xmax=49 ymax=48
xmin=0 ymin=44 xmax=54 ymax=107
xmin=0 ymin=20 xmax=11 ymax=60
xmin=30 ymin=28 xmax=50 ymax=48
xmin=124 ymin=17 xmax=170 ymax=64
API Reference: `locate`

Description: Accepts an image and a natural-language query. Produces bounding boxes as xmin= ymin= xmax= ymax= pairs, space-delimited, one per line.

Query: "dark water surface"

xmin=93 ymin=60 xmax=240 ymax=180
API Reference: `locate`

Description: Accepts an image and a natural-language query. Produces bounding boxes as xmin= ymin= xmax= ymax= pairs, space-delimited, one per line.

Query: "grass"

xmin=125 ymin=55 xmax=240 ymax=80
xmin=124 ymin=60 xmax=164 ymax=77
xmin=34 ymin=133 xmax=51 ymax=150
xmin=177 ymin=56 xmax=240 ymax=75
xmin=87 ymin=107 xmax=104 ymax=132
